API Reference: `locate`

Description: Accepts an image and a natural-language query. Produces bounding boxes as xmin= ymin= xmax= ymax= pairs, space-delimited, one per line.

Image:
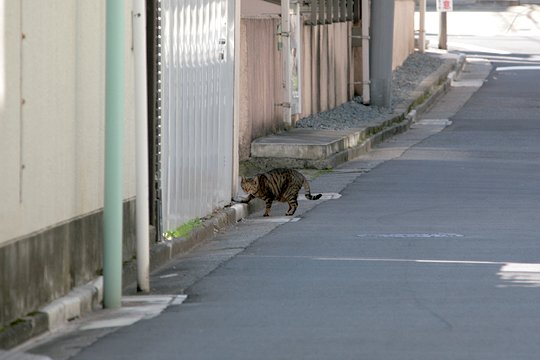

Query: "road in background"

xmin=419 ymin=3 xmax=540 ymax=63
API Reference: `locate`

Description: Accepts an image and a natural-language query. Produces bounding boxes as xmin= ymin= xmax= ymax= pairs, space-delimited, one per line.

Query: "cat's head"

xmin=240 ymin=176 xmax=258 ymax=194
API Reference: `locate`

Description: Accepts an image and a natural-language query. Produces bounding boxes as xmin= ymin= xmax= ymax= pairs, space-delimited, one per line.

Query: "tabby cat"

xmin=239 ymin=168 xmax=322 ymax=217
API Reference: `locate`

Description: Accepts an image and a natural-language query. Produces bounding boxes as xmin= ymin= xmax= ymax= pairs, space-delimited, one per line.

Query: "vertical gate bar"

xmin=147 ymin=0 xmax=157 ymax=237
xmin=310 ymin=0 xmax=317 ymax=25
xmin=183 ymin=0 xmax=187 ymax=222
xmin=204 ymin=0 xmax=210 ymax=211
xmin=183 ymin=0 xmax=189 ymax=221
xmin=193 ymin=0 xmax=198 ymax=215
xmin=281 ymin=0 xmax=292 ymax=126
xmin=217 ymin=0 xmax=225 ymax=201
xmin=208 ymin=0 xmax=214 ymax=213
xmin=178 ymin=0 xmax=185 ymax=226
xmin=199 ymin=0 xmax=204 ymax=217
xmin=202 ymin=0 xmax=209 ymax=214
xmin=153 ymin=0 xmax=163 ymax=239
xmin=187 ymin=0 xmax=194 ymax=222
xmin=340 ymin=0 xmax=346 ymax=22
xmin=211 ymin=39 xmax=217 ymax=210
xmin=175 ymin=0 xmax=182 ymax=227
xmin=197 ymin=0 xmax=203 ymax=216
xmin=326 ymin=0 xmax=332 ymax=23
xmin=231 ymin=0 xmax=240 ymax=198
xmin=317 ymin=0 xmax=324 ymax=24
xmin=333 ymin=0 xmax=339 ymax=23
xmin=161 ymin=0 xmax=170 ymax=231
xmin=225 ymin=0 xmax=234 ymax=201
xmin=353 ymin=0 xmax=360 ymax=23
xmin=173 ymin=0 xmax=178 ymax=228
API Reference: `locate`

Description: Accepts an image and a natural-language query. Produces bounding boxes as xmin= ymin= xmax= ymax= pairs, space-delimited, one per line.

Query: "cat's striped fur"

xmin=240 ymin=168 xmax=322 ymax=217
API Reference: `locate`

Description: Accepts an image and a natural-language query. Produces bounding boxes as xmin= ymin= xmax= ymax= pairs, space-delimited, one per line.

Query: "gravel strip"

xmin=296 ymin=52 xmax=445 ymax=130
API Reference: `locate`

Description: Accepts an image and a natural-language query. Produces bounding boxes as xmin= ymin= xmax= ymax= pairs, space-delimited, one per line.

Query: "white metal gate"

xmin=159 ymin=0 xmax=235 ymax=234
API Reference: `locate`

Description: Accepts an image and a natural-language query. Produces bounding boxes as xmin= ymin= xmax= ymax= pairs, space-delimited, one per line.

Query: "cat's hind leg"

xmin=286 ymin=199 xmax=298 ymax=216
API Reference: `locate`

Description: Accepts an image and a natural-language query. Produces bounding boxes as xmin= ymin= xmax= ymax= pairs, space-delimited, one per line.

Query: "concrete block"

xmin=40 ymin=300 xmax=69 ymax=332
xmin=91 ymin=277 xmax=103 ymax=305
xmin=38 ymin=277 xmax=105 ymax=332
xmin=231 ymin=204 xmax=249 ymax=222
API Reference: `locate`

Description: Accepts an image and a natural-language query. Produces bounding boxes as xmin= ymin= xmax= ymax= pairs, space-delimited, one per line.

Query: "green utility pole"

xmin=104 ymin=0 xmax=125 ymax=309
xmin=370 ymin=0 xmax=395 ymax=108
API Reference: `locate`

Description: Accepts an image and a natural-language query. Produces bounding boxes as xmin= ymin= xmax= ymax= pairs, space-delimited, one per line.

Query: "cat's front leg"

xmin=233 ymin=194 xmax=254 ymax=203
xmin=263 ymin=199 xmax=273 ymax=216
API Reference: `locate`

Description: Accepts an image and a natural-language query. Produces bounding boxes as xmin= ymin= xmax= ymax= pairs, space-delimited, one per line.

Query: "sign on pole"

xmin=437 ymin=0 xmax=452 ymax=49
xmin=436 ymin=0 xmax=453 ymax=12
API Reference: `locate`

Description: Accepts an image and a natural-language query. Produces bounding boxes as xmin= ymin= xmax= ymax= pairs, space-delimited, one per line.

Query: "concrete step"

xmin=250 ymin=117 xmax=409 ymax=169
xmin=251 ymin=128 xmax=367 ymax=160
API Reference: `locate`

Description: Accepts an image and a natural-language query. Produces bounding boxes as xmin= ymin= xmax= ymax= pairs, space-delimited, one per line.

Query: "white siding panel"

xmin=161 ymin=0 xmax=235 ymax=233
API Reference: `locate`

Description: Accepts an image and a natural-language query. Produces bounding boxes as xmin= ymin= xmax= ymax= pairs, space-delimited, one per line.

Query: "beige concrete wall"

xmin=0 ymin=1 xmax=136 ymax=245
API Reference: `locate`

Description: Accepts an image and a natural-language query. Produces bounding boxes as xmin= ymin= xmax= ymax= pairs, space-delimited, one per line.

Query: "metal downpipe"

xmin=133 ymin=0 xmax=150 ymax=293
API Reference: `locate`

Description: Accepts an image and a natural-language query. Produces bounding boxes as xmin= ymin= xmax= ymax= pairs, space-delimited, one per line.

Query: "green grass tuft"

xmin=163 ymin=218 xmax=203 ymax=240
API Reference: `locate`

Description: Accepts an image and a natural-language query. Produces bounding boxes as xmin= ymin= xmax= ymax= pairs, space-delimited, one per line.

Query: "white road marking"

xmin=159 ymin=273 xmax=179 ymax=279
xmin=356 ymin=233 xmax=464 ymax=238
xmin=314 ymin=257 xmax=540 ymax=288
xmin=500 ymin=263 xmax=540 ymax=272
xmin=313 ymin=257 xmax=502 ymax=265
xmin=498 ymin=263 xmax=540 ymax=288
xmin=242 ymin=254 xmax=540 ymax=288
xmin=495 ymin=65 xmax=540 ymax=72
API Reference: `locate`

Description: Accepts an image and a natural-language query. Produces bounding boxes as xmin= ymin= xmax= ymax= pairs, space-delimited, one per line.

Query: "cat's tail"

xmin=303 ymin=179 xmax=322 ymax=200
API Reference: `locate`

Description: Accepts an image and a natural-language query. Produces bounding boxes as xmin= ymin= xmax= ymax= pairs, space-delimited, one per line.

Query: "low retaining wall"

xmin=1 ymin=200 xmax=136 ymax=337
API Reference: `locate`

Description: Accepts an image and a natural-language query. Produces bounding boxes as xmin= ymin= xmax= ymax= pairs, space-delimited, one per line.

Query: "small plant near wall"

xmin=163 ymin=218 xmax=203 ymax=240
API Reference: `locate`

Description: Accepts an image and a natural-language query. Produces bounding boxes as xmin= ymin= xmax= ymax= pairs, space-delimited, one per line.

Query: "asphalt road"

xmin=66 ymin=36 xmax=540 ymax=360
xmin=20 ymin=6 xmax=540 ymax=360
